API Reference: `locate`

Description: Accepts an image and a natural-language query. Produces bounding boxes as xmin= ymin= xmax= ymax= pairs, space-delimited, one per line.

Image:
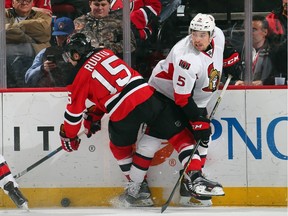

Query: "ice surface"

xmin=0 ymin=207 xmax=287 ymax=216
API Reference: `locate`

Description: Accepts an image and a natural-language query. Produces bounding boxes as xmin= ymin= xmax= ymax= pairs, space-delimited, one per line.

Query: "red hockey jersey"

xmin=110 ymin=0 xmax=161 ymax=39
xmin=63 ymin=49 xmax=154 ymax=138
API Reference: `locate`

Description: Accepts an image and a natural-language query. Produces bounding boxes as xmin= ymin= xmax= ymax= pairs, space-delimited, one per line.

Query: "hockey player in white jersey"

xmin=0 ymin=154 xmax=28 ymax=210
xmin=148 ymin=13 xmax=231 ymax=206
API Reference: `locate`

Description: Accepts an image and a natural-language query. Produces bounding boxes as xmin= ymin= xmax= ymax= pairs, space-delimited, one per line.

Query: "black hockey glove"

xmin=83 ymin=105 xmax=102 ymax=138
xmin=190 ymin=116 xmax=211 ymax=147
xmin=223 ymin=45 xmax=242 ymax=80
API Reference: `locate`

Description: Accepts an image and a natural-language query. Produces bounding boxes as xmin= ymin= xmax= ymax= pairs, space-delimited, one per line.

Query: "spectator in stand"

xmin=110 ymin=0 xmax=161 ymax=41
xmin=74 ymin=0 xmax=136 ymax=62
xmin=73 ymin=18 xmax=85 ymax=32
xmin=266 ymin=0 xmax=287 ymax=44
xmin=235 ymin=16 xmax=274 ymax=86
xmin=25 ymin=17 xmax=75 ymax=87
xmin=109 ymin=0 xmax=161 ymax=77
xmin=266 ymin=0 xmax=287 ymax=84
xmin=5 ymin=0 xmax=52 ymax=16
xmin=5 ymin=0 xmax=52 ymax=87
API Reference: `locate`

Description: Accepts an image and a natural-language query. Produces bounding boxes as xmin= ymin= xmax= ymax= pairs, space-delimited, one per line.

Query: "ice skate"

xmin=179 ymin=170 xmax=212 ymax=207
xmin=179 ymin=189 xmax=213 ymax=207
xmin=139 ymin=179 xmax=151 ymax=199
xmin=118 ymin=180 xmax=154 ymax=207
xmin=4 ymin=181 xmax=29 ymax=210
xmin=182 ymin=171 xmax=225 ymax=197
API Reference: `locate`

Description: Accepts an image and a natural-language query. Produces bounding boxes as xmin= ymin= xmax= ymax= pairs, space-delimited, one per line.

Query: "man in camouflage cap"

xmin=74 ymin=0 xmax=136 ymax=62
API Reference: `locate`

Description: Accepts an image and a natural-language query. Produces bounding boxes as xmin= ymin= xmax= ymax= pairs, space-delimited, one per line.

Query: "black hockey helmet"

xmin=63 ymin=33 xmax=93 ymax=62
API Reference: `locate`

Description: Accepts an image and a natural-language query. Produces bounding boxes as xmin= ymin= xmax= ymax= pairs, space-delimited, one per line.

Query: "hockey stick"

xmin=14 ymin=131 xmax=85 ymax=179
xmin=161 ymin=75 xmax=232 ymax=213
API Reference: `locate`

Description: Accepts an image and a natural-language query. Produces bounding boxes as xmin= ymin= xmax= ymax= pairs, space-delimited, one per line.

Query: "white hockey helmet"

xmin=188 ymin=13 xmax=215 ymax=37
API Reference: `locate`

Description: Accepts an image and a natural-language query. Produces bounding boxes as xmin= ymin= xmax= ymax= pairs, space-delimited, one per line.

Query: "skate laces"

xmin=183 ymin=171 xmax=204 ymax=191
xmin=183 ymin=172 xmax=195 ymax=192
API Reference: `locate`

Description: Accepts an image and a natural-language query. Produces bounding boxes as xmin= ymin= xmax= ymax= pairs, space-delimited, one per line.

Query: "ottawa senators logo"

xmin=203 ymin=63 xmax=220 ymax=92
xmin=179 ymin=60 xmax=191 ymax=70
xmin=209 ymin=68 xmax=220 ymax=91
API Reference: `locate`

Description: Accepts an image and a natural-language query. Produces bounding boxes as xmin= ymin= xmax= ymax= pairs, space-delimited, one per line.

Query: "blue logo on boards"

xmin=212 ymin=116 xmax=288 ymax=160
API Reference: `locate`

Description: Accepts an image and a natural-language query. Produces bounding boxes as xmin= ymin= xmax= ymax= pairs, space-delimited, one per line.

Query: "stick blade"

xmin=161 ymin=202 xmax=169 ymax=213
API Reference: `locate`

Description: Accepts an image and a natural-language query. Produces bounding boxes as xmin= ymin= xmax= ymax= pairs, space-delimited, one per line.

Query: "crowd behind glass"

xmin=4 ymin=0 xmax=288 ymax=88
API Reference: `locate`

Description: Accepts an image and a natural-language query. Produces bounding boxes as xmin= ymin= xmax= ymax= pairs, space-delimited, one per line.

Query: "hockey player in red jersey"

xmin=59 ymin=33 xmax=224 ymax=207
xmin=0 ymin=154 xmax=29 ymax=210
xmin=147 ymin=13 xmax=240 ymax=206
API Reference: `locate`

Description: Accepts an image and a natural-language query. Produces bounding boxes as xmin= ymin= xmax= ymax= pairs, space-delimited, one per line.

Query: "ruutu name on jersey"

xmin=84 ymin=50 xmax=111 ymax=72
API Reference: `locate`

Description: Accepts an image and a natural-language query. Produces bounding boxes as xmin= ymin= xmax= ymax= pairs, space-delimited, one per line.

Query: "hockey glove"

xmin=190 ymin=117 xmax=211 ymax=147
xmin=59 ymin=124 xmax=81 ymax=152
xmin=83 ymin=105 xmax=102 ymax=138
xmin=223 ymin=45 xmax=242 ymax=80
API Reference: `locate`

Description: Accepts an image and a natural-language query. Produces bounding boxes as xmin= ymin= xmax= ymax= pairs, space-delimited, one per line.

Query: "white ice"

xmin=0 ymin=207 xmax=287 ymax=216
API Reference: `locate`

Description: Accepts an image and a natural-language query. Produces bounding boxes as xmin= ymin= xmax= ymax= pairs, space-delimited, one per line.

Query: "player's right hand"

xmin=83 ymin=105 xmax=102 ymax=138
xmin=190 ymin=116 xmax=211 ymax=144
xmin=59 ymin=124 xmax=81 ymax=152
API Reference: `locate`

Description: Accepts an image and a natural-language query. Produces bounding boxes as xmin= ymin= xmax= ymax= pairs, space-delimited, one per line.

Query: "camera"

xmin=46 ymin=55 xmax=55 ymax=62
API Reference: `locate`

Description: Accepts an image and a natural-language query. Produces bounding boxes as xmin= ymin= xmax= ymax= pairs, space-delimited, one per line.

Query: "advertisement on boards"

xmin=0 ymin=89 xmax=287 ymax=206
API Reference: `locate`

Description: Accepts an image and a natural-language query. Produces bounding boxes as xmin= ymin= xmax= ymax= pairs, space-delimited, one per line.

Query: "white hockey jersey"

xmin=149 ymin=27 xmax=225 ymax=109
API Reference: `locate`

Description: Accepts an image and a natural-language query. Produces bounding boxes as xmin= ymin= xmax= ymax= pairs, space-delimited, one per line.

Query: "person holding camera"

xmin=25 ymin=17 xmax=75 ymax=87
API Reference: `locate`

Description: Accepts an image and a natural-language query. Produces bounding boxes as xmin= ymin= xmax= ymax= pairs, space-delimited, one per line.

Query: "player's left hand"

xmin=83 ymin=105 xmax=102 ymax=138
xmin=59 ymin=124 xmax=81 ymax=152
xmin=223 ymin=47 xmax=242 ymax=79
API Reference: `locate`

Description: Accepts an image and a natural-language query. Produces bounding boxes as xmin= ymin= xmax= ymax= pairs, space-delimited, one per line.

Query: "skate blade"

xmin=109 ymin=196 xmax=124 ymax=208
xmin=125 ymin=197 xmax=154 ymax=208
xmin=130 ymin=199 xmax=154 ymax=207
xmin=139 ymin=192 xmax=151 ymax=199
xmin=20 ymin=202 xmax=30 ymax=211
xmin=195 ymin=186 xmax=225 ymax=196
xmin=179 ymin=196 xmax=212 ymax=207
xmin=110 ymin=197 xmax=154 ymax=208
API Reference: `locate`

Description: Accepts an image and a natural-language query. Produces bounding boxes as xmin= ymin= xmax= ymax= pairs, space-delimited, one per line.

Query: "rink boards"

xmin=0 ymin=87 xmax=287 ymax=208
